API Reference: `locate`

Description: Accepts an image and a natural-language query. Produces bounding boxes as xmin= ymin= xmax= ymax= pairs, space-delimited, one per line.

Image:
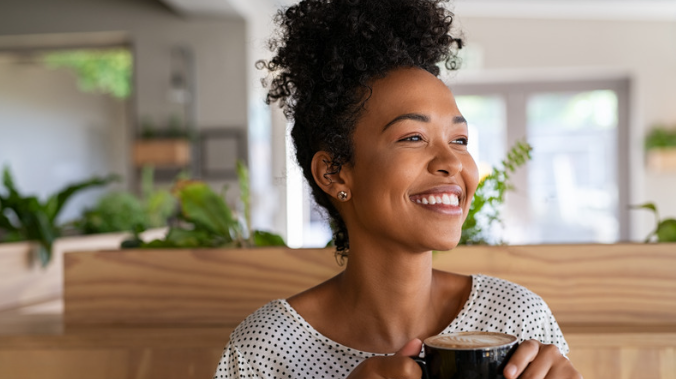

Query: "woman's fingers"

xmin=504 ymin=339 xmax=540 ymax=378
xmin=504 ymin=340 xmax=583 ymax=379
xmin=346 ymin=339 xmax=423 ymax=379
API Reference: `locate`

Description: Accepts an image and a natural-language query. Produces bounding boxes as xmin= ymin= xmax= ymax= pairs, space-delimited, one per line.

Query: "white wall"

xmin=0 ymin=0 xmax=247 ymax=132
xmin=0 ymin=0 xmax=249 ymax=221
xmin=0 ymin=54 xmax=128 ymax=222
xmin=450 ymin=16 xmax=676 ymax=240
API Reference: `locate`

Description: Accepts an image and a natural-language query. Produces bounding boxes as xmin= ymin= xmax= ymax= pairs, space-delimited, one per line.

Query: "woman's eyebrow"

xmin=382 ymin=113 xmax=467 ymax=132
xmin=382 ymin=113 xmax=429 ymax=132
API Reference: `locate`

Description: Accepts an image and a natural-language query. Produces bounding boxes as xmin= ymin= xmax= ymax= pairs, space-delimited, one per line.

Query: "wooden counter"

xmin=1 ymin=243 xmax=674 ymax=379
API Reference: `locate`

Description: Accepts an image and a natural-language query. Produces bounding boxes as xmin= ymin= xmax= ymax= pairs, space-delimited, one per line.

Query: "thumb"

xmin=395 ymin=338 xmax=423 ymax=357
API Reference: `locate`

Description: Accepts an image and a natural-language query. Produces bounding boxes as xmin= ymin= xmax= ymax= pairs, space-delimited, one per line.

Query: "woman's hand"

xmin=346 ymin=339 xmax=423 ymax=379
xmin=504 ymin=339 xmax=583 ymax=379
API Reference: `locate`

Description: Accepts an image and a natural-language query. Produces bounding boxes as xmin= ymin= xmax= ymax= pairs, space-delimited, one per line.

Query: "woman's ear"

xmin=311 ymin=151 xmax=352 ymax=201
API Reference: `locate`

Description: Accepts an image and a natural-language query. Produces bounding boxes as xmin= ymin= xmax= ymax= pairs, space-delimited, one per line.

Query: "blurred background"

xmin=1 ymin=0 xmax=675 ymax=248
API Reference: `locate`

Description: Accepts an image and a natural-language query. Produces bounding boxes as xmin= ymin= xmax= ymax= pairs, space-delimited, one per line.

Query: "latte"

xmin=424 ymin=331 xmax=517 ymax=350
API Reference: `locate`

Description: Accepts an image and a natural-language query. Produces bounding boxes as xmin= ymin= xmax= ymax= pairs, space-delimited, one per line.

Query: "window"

xmin=453 ymin=78 xmax=630 ymax=244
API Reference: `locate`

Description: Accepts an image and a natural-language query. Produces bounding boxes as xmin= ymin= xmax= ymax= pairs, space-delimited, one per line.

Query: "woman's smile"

xmin=409 ymin=185 xmax=464 ymax=216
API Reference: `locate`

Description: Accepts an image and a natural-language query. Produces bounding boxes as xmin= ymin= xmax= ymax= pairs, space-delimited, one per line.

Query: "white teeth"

xmin=442 ymin=194 xmax=451 ymax=205
xmin=450 ymin=194 xmax=459 ymax=206
xmin=413 ymin=193 xmax=460 ymax=206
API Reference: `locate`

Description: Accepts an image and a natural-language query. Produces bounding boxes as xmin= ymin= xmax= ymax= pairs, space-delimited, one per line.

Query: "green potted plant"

xmin=123 ymin=161 xmax=285 ymax=249
xmin=0 ymin=166 xmax=117 ymax=266
xmin=76 ymin=166 xmax=176 ymax=235
xmin=645 ymin=125 xmax=676 ymax=171
xmin=460 ymin=140 xmax=532 ymax=245
xmin=133 ymin=116 xmax=195 ymax=168
xmin=632 ymin=202 xmax=676 ymax=243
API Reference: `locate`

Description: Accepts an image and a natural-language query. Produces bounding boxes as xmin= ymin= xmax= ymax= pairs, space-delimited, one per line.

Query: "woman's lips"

xmin=409 ymin=186 xmax=464 ymax=215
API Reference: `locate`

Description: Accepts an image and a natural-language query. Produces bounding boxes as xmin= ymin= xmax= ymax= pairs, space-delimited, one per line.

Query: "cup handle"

xmin=411 ymin=357 xmax=429 ymax=379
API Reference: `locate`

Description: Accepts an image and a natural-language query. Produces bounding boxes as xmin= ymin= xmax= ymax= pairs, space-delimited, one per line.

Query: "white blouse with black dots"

xmin=213 ymin=274 xmax=569 ymax=379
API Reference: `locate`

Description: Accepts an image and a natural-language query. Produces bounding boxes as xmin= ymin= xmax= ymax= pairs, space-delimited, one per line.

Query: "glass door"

xmin=453 ymin=78 xmax=630 ymax=244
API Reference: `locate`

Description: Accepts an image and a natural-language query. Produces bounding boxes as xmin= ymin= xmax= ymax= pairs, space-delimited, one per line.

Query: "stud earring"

xmin=337 ymin=191 xmax=349 ymax=201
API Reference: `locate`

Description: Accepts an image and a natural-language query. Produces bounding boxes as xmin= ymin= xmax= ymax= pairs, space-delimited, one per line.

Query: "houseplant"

xmin=133 ymin=116 xmax=195 ymax=168
xmin=645 ymin=125 xmax=676 ymax=171
xmin=122 ymin=161 xmax=285 ymax=248
xmin=632 ymin=202 xmax=676 ymax=243
xmin=459 ymin=140 xmax=532 ymax=245
xmin=76 ymin=166 xmax=176 ymax=235
xmin=0 ymin=166 xmax=117 ymax=266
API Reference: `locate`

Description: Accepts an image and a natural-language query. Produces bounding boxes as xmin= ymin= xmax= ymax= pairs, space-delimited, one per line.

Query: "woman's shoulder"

xmin=467 ymin=274 xmax=552 ymax=315
xmin=471 ymin=274 xmax=545 ymax=302
xmin=228 ymin=299 xmax=304 ymax=347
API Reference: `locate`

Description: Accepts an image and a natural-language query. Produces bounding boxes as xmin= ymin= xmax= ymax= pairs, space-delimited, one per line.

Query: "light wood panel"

xmin=0 ymin=348 xmax=224 ymax=379
xmin=434 ymin=243 xmax=676 ymax=325
xmin=1 ymin=321 xmax=674 ymax=379
xmin=0 ymin=242 xmax=60 ymax=312
xmin=64 ymin=247 xmax=341 ymax=325
xmin=64 ymin=243 xmax=676 ymax=326
xmin=0 ymin=229 xmax=166 ymax=313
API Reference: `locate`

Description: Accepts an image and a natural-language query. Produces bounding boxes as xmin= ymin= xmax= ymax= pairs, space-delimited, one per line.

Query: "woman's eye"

xmin=400 ymin=135 xmax=424 ymax=142
xmin=451 ymin=138 xmax=468 ymax=146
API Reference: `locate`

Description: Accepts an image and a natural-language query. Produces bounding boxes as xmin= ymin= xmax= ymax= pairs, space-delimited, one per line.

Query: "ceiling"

xmin=159 ymin=0 xmax=676 ymax=21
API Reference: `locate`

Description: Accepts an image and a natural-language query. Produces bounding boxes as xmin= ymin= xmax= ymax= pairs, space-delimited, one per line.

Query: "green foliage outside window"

xmin=42 ymin=49 xmax=132 ymax=99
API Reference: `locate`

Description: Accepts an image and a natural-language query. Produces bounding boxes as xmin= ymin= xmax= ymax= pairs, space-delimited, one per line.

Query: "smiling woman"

xmin=214 ymin=1 xmax=581 ymax=378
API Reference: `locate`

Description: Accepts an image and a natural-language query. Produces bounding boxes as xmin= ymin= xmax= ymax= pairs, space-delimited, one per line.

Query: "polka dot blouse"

xmin=213 ymin=274 xmax=569 ymax=378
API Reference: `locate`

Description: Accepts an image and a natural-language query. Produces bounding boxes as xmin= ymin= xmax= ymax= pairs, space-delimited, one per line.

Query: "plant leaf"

xmin=36 ymin=244 xmax=51 ymax=267
xmin=253 ymin=230 xmax=286 ymax=247
xmin=2 ymin=166 xmax=21 ymax=198
xmin=237 ymin=160 xmax=252 ymax=242
xmin=631 ymin=202 xmax=657 ymax=214
xmin=656 ymin=219 xmax=676 ymax=242
xmin=138 ymin=227 xmax=228 ymax=248
xmin=44 ymin=174 xmax=119 ymax=222
xmin=174 ymin=181 xmax=238 ymax=240
xmin=0 ymin=210 xmax=17 ymax=232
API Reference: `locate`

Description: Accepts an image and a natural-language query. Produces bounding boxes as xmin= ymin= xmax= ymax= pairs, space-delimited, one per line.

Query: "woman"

xmin=215 ymin=0 xmax=581 ymax=378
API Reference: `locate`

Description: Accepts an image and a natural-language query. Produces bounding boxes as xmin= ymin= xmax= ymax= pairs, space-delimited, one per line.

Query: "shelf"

xmin=647 ymin=148 xmax=676 ymax=172
xmin=132 ymin=139 xmax=191 ymax=167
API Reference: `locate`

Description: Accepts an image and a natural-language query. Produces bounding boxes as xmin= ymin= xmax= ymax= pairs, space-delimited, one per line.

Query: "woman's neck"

xmin=332 ymin=240 xmax=442 ymax=351
xmin=286 ymin=239 xmax=471 ymax=354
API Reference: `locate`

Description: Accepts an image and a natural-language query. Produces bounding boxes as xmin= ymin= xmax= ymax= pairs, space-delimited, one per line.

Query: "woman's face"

xmin=340 ymin=67 xmax=479 ymax=253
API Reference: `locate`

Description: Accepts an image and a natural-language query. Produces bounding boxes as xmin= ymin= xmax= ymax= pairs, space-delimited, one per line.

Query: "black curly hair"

xmin=258 ymin=0 xmax=463 ymax=260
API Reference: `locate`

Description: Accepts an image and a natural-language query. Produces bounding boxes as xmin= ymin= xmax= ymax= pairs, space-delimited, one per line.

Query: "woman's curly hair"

xmin=258 ymin=0 xmax=463 ymax=261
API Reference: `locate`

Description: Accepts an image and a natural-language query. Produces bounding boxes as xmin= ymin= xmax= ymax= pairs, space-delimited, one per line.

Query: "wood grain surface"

xmin=0 ymin=242 xmax=60 ymax=312
xmin=6 ymin=242 xmax=676 ymax=379
xmin=0 ymin=319 xmax=674 ymax=379
xmin=64 ymin=243 xmax=676 ymax=326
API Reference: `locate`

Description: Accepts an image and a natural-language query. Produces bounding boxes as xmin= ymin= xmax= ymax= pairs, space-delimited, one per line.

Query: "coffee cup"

xmin=413 ymin=331 xmax=519 ymax=379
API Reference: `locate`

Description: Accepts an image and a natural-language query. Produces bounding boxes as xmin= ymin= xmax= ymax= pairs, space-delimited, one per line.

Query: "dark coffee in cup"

xmin=415 ymin=331 xmax=518 ymax=379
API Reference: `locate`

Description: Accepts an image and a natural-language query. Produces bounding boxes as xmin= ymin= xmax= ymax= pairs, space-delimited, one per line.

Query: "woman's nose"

xmin=428 ymin=142 xmax=463 ymax=176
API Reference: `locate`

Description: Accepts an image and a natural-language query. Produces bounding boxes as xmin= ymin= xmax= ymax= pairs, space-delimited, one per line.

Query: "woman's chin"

xmin=433 ymin=241 xmax=460 ymax=252
xmin=424 ymin=235 xmax=461 ymax=252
